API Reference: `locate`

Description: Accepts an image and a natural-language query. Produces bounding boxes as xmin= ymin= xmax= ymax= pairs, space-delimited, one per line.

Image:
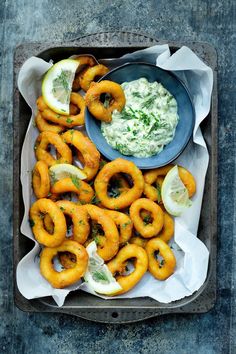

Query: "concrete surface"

xmin=0 ymin=0 xmax=235 ymax=353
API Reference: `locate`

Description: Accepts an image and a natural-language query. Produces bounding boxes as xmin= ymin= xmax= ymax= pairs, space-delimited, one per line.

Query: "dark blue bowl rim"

xmin=85 ymin=61 xmax=196 ymax=169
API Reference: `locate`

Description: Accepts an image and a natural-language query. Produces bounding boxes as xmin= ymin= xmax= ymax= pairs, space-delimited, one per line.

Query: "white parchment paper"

xmin=16 ymin=45 xmax=212 ymax=306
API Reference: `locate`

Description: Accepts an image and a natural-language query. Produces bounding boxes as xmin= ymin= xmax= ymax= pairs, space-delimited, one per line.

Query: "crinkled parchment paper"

xmin=16 ymin=45 xmax=212 ymax=306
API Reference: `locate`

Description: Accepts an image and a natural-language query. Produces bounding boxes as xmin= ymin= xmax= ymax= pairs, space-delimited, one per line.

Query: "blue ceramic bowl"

xmin=85 ymin=62 xmax=195 ymax=169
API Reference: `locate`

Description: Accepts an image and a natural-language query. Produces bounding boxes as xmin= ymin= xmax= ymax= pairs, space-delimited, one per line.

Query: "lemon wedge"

xmin=84 ymin=242 xmax=122 ymax=295
xmin=161 ymin=165 xmax=192 ymax=216
xmin=42 ymin=59 xmax=79 ymax=115
xmin=49 ymin=164 xmax=87 ymax=184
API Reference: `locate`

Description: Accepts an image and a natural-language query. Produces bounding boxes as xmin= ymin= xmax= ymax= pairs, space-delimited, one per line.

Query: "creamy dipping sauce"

xmin=101 ymin=78 xmax=179 ymax=158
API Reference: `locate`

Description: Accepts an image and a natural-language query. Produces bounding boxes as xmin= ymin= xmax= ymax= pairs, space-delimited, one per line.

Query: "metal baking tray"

xmin=13 ymin=31 xmax=217 ymax=323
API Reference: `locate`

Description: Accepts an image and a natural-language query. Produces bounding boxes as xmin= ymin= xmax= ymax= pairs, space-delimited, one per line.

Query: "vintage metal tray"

xmin=13 ymin=32 xmax=217 ymax=323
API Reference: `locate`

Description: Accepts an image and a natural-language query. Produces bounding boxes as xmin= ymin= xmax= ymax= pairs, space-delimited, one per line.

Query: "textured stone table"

xmin=0 ymin=1 xmax=235 ymax=353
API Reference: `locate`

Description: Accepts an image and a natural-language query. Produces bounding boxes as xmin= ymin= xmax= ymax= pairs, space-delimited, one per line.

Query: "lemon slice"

xmin=161 ymin=165 xmax=192 ymax=216
xmin=42 ymin=59 xmax=79 ymax=115
xmin=84 ymin=242 xmax=122 ymax=295
xmin=49 ymin=164 xmax=87 ymax=184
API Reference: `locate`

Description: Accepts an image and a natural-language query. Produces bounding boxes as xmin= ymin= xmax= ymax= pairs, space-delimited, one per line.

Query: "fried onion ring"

xmin=37 ymin=93 xmax=85 ymax=127
xmin=51 ymin=177 xmax=94 ymax=204
xmin=84 ymin=204 xmax=119 ymax=261
xmin=79 ymin=64 xmax=109 ymax=92
xmin=94 ymin=158 xmax=144 ymax=209
xmin=130 ymin=198 xmax=164 ymax=238
xmin=107 ymin=244 xmax=148 ymax=295
xmin=108 ymin=173 xmax=130 ymax=197
xmin=43 ymin=214 xmax=77 ymax=270
xmin=129 ymin=235 xmax=147 ymax=248
xmin=43 ymin=200 xmax=89 ymax=269
xmin=29 ymin=198 xmax=66 ymax=247
xmin=35 ymin=131 xmax=72 ymax=167
xmin=85 ymin=80 xmax=126 ymax=122
xmin=88 ymin=171 xmax=130 ymax=207
xmin=59 ymin=251 xmax=77 ymax=269
xmin=72 ymin=55 xmax=97 ymax=91
xmin=40 ymin=240 xmax=88 ymax=288
xmin=35 ymin=112 xmax=65 ymax=134
xmin=35 ymin=104 xmax=79 ymax=133
xmin=104 ymin=210 xmax=133 ymax=245
xmin=43 ymin=213 xmax=54 ymax=235
xmin=145 ymin=238 xmax=176 ymax=280
xmin=57 ymin=200 xmax=89 ymax=244
xmin=62 ymin=130 xmax=100 ymax=181
xmin=144 ymin=165 xmax=196 ymax=202
xmin=157 ymin=212 xmax=174 ymax=243
xmin=32 ymin=161 xmax=50 ymax=199
xmin=111 ymin=173 xmax=130 ymax=189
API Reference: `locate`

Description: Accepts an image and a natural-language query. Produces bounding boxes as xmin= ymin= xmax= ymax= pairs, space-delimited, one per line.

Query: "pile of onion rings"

xmin=28 ymin=54 xmax=197 ymax=294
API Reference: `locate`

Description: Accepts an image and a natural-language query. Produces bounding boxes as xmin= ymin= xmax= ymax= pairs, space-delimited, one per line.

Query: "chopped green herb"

xmin=156 ymin=183 xmax=162 ymax=203
xmin=132 ymin=91 xmax=142 ymax=98
xmin=94 ymin=236 xmax=101 ymax=245
xmin=99 ymin=160 xmax=107 ymax=169
xmin=120 ymin=108 xmax=134 ymax=120
xmin=115 ymin=142 xmax=126 ymax=153
xmin=121 ymin=221 xmax=131 ymax=229
xmin=91 ymin=194 xmax=100 ymax=205
xmin=148 ymin=119 xmax=162 ymax=133
xmin=60 ymin=206 xmax=65 ymax=211
xmin=66 ymin=118 xmax=73 ymax=123
xmin=52 ymin=70 xmax=70 ymax=100
xmin=138 ymin=111 xmax=151 ymax=125
xmin=159 ymin=259 xmax=165 ymax=268
xmin=91 ymin=223 xmax=104 ymax=237
xmin=121 ymin=107 xmax=152 ymax=126
xmin=143 ymin=215 xmax=152 ymax=225
xmin=71 ymin=176 xmax=81 ymax=189
xmin=108 ymin=187 xmax=120 ymax=198
xmin=142 ymin=95 xmax=156 ymax=109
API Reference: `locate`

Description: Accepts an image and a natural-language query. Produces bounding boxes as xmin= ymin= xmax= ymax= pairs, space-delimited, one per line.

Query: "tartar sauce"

xmin=101 ymin=78 xmax=179 ymax=158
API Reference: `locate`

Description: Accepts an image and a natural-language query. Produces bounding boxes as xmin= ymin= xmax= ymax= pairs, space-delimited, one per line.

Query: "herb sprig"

xmin=142 ymin=95 xmax=156 ymax=109
xmin=92 ymin=271 xmax=109 ymax=283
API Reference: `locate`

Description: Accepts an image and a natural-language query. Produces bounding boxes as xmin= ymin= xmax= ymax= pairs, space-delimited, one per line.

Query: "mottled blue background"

xmin=0 ymin=1 xmax=235 ymax=353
